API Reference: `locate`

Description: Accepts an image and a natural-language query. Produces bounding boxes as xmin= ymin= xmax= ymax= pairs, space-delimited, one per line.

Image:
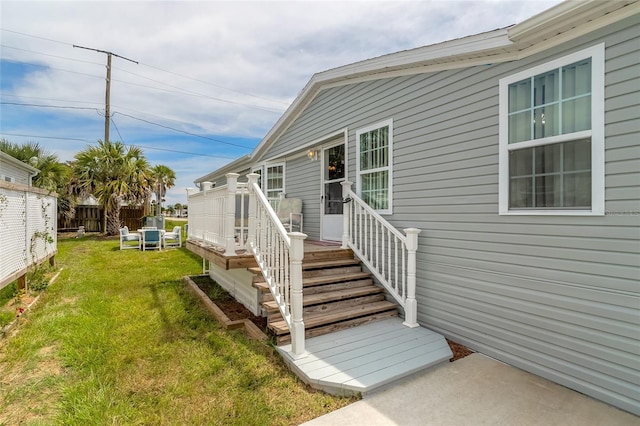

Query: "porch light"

xmin=307 ymin=149 xmax=318 ymax=161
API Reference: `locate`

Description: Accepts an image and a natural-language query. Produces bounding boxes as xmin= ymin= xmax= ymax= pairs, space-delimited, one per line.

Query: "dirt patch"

xmin=189 ymin=275 xmax=267 ymax=331
xmin=447 ymin=339 xmax=474 ymax=361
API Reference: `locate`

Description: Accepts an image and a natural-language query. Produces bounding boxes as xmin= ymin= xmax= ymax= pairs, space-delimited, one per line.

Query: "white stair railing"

xmin=341 ymin=181 xmax=421 ymax=327
xmin=246 ymin=173 xmax=307 ymax=358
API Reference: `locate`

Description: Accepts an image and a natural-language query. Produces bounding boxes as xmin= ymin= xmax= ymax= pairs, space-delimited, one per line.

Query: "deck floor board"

xmin=277 ymin=317 xmax=452 ymax=395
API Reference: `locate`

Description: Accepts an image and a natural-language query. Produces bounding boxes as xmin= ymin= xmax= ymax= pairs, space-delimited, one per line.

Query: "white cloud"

xmin=1 ymin=0 xmax=563 ymax=206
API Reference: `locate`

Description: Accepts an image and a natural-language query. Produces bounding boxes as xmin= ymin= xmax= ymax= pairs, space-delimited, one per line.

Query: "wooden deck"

xmin=276 ymin=317 xmax=452 ymax=396
xmin=185 ymin=239 xmax=344 ymax=270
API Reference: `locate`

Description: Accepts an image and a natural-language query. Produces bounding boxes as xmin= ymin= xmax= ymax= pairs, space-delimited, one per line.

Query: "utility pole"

xmin=73 ymin=45 xmax=138 ymax=143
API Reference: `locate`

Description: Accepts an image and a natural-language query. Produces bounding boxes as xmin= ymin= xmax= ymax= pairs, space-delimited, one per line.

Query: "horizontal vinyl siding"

xmin=284 ymin=155 xmax=322 ymax=239
xmin=404 ymin=18 xmax=640 ymax=415
xmin=258 ymin=14 xmax=640 ymax=414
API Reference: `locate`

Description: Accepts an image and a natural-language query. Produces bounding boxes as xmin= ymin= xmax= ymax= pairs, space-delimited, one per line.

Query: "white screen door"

xmin=321 ymin=144 xmax=345 ymax=241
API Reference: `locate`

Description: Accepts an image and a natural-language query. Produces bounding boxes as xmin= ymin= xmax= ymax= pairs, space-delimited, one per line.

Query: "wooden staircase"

xmin=251 ymin=248 xmax=399 ymax=344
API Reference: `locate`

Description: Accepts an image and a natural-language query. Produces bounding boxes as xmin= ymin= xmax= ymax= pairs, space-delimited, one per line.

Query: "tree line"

xmin=1 ymin=139 xmax=176 ymax=236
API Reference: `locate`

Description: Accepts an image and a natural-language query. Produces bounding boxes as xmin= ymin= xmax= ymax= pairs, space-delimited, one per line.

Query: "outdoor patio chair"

xmin=163 ymin=226 xmax=182 ymax=248
xmin=277 ymin=197 xmax=303 ymax=233
xmin=120 ymin=226 xmax=140 ymax=250
xmin=142 ymin=229 xmax=162 ymax=251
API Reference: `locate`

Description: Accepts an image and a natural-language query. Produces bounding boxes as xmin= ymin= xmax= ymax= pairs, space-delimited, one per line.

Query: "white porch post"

xmin=402 ymin=228 xmax=421 ymax=328
xmin=289 ymin=232 xmax=307 ymax=358
xmin=224 ymin=173 xmax=239 ymax=256
xmin=341 ymin=181 xmax=353 ymax=249
xmin=246 ymin=173 xmax=259 ymax=250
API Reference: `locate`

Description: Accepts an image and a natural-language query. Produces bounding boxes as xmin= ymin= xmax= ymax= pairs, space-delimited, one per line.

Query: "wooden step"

xmin=262 ymin=286 xmax=384 ymax=313
xmin=302 ymin=249 xmax=354 ymax=263
xmin=253 ymin=271 xmax=372 ymax=289
xmin=268 ymin=301 xmax=397 ymax=335
xmin=275 ymin=310 xmax=399 ymax=345
xmin=302 ymin=258 xmax=360 ymax=270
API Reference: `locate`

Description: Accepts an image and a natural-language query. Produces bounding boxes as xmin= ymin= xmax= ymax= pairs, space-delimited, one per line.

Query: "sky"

xmin=0 ymin=0 xmax=563 ymax=207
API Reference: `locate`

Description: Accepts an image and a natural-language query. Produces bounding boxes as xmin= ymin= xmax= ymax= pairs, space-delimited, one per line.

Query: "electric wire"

xmin=0 ymin=131 xmax=241 ymax=159
xmin=2 ymin=102 xmax=255 ymax=150
xmin=1 ymin=28 xmax=289 ymax=107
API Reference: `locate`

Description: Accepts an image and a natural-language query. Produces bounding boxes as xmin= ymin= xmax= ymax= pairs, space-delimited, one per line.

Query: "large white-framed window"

xmin=356 ymin=119 xmax=393 ymax=214
xmin=266 ymin=163 xmax=284 ymax=200
xmin=499 ymin=44 xmax=604 ymax=215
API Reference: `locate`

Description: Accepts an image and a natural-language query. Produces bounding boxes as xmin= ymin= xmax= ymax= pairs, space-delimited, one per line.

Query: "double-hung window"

xmin=266 ymin=164 xmax=284 ymax=200
xmin=356 ymin=119 xmax=393 ymax=214
xmin=499 ymin=44 xmax=604 ymax=215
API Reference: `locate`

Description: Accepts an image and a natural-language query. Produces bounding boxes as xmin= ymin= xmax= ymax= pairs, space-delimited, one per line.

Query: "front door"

xmin=321 ymin=144 xmax=345 ymax=241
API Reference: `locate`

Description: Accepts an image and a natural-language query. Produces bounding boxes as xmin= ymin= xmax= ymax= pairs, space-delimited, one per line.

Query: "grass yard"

xmin=0 ymin=234 xmax=357 ymax=425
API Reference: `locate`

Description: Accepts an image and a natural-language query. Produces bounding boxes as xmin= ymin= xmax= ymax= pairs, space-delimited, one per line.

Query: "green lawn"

xmin=0 ymin=235 xmax=356 ymax=425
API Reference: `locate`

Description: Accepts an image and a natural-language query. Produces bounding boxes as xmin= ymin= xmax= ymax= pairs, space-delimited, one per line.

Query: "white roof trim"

xmin=0 ymin=151 xmax=40 ymax=174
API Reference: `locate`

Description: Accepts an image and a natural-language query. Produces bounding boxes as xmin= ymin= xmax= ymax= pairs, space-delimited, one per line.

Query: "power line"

xmin=0 ymin=28 xmax=71 ymax=45
xmin=3 ymin=101 xmax=256 ymax=151
xmin=112 ymin=111 xmax=254 ymax=150
xmin=0 ymin=44 xmax=103 ymax=66
xmin=0 ymin=101 xmax=102 ymax=112
xmin=1 ymin=28 xmax=289 ymax=107
xmin=3 ymin=50 xmax=284 ymax=113
xmin=0 ymin=131 xmax=239 ymax=159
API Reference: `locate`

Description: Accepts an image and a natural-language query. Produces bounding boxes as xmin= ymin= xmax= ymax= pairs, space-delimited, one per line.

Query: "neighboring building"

xmin=0 ymin=151 xmax=39 ymax=186
xmin=190 ymin=1 xmax=640 ymax=415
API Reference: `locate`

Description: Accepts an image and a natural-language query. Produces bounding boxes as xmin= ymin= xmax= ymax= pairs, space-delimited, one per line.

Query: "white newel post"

xmin=289 ymin=232 xmax=307 ymax=358
xmin=246 ymin=174 xmax=259 ymax=250
xmin=341 ymin=181 xmax=353 ymax=249
xmin=224 ymin=173 xmax=239 ymax=256
xmin=403 ymin=228 xmax=421 ymax=328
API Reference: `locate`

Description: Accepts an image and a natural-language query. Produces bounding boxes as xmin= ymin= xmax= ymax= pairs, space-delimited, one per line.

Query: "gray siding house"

xmin=193 ymin=1 xmax=639 ymax=414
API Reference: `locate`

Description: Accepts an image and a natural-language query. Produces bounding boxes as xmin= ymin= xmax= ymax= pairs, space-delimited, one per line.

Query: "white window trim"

xmin=356 ymin=118 xmax=394 ymax=215
xmin=498 ymin=43 xmax=604 ymax=216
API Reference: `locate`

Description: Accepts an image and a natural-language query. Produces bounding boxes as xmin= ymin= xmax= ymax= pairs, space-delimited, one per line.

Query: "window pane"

xmin=533 ymin=104 xmax=559 ymax=139
xmin=564 ymin=172 xmax=591 ymax=207
xmin=563 ymin=59 xmax=591 ymax=98
xmin=534 ymin=69 xmax=559 ymax=106
xmin=563 ymin=139 xmax=591 ymax=171
xmin=562 ymin=96 xmax=591 ymax=133
xmin=325 ymin=145 xmax=345 ymax=181
xmin=509 ymin=149 xmax=532 ymax=176
xmin=509 ymin=139 xmax=591 ymax=209
xmin=535 ymin=175 xmax=561 ymax=207
xmin=361 ymin=170 xmax=388 ymax=210
xmin=509 ymin=111 xmax=531 ymax=143
xmin=509 ymin=177 xmax=532 ymax=208
xmin=509 ymin=79 xmax=531 ymax=112
xmin=535 ymin=143 xmax=561 ymax=174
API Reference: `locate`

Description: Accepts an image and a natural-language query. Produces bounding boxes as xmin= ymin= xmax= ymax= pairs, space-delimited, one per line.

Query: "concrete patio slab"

xmin=301 ymin=353 xmax=638 ymax=426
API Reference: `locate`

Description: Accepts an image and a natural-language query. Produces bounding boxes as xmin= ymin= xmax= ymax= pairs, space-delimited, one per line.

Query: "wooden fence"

xmin=58 ymin=205 xmax=146 ymax=232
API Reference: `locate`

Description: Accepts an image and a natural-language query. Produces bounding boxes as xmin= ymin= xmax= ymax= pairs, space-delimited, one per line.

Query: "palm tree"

xmin=149 ymin=164 xmax=176 ymax=217
xmin=0 ymin=139 xmax=74 ymax=223
xmin=72 ymin=140 xmax=150 ymax=235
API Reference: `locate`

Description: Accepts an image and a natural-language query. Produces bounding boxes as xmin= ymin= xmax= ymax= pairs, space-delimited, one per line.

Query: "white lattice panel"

xmin=0 ymin=189 xmax=27 ymax=281
xmin=0 ymin=187 xmax=57 ymax=287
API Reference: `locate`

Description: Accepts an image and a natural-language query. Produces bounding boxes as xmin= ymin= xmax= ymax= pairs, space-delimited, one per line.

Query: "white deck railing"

xmin=341 ymin=181 xmax=421 ymax=327
xmin=246 ymin=173 xmax=307 ymax=357
xmin=187 ymin=174 xmax=249 ymax=255
xmin=0 ymin=182 xmax=58 ymax=291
